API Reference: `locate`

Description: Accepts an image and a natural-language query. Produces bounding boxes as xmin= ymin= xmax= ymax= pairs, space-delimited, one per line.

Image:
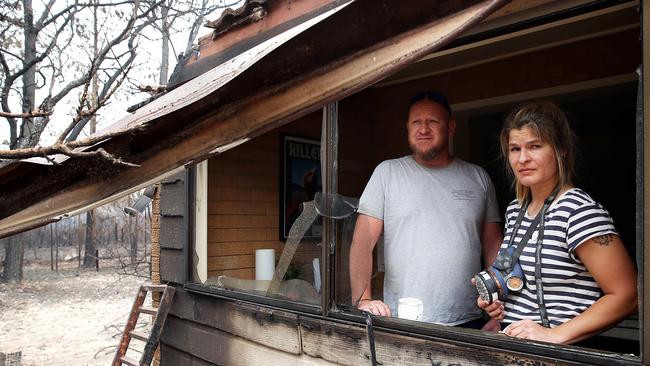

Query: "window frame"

xmin=182 ymin=1 xmax=648 ymax=364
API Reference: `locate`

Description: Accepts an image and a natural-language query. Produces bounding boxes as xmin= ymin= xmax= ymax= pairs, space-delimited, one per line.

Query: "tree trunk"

xmin=2 ymin=236 xmax=24 ymax=283
xmin=78 ymin=215 xmax=83 ymax=268
xmin=17 ymin=0 xmax=43 ymax=149
xmin=159 ymin=2 xmax=170 ymax=85
xmin=54 ymin=224 xmax=59 ymax=272
xmin=2 ymin=0 xmax=38 ymax=281
xmin=50 ymin=224 xmax=54 ymax=271
xmin=129 ymin=215 xmax=137 ymax=264
xmin=82 ymin=210 xmax=97 ymax=268
xmin=31 ymin=228 xmax=40 ymax=259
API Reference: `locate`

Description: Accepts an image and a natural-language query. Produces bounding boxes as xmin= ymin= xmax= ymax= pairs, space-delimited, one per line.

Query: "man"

xmin=349 ymin=91 xmax=502 ymax=328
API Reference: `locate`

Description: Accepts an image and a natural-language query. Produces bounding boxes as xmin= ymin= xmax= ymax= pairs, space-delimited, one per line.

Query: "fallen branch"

xmin=0 ymin=142 xmax=141 ymax=167
xmin=93 ymin=345 xmax=116 ymax=359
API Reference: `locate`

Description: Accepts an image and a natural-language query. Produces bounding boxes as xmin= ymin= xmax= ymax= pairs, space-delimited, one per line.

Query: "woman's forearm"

xmin=552 ymin=292 xmax=637 ymax=344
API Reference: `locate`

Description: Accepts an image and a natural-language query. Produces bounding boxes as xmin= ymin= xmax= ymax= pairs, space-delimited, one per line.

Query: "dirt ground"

xmin=0 ymin=251 xmax=151 ymax=365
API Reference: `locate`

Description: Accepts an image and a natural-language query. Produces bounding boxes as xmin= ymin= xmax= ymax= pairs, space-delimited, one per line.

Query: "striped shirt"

xmin=502 ymin=188 xmax=617 ymax=327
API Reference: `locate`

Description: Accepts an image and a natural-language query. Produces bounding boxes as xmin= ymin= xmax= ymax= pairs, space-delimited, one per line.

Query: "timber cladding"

xmin=161 ymin=287 xmax=583 ymax=365
xmin=205 ymin=112 xmax=325 ymax=281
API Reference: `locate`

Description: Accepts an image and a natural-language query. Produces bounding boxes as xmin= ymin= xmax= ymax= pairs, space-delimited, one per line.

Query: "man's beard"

xmin=411 ymin=144 xmax=443 ymax=161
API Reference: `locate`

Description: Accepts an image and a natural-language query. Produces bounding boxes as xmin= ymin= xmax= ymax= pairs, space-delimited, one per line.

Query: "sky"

xmin=0 ymin=1 xmax=242 ymax=150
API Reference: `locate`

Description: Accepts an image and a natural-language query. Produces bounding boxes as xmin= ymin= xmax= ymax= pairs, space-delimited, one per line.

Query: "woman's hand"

xmin=503 ymin=319 xmax=563 ymax=343
xmin=477 ymin=298 xmax=505 ymax=321
xmin=478 ymin=299 xmax=505 ymax=321
xmin=472 ymin=277 xmax=505 ymax=321
xmin=358 ymin=299 xmax=392 ymax=317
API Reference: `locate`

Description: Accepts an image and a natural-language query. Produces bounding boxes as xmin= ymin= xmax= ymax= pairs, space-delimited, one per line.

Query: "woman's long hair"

xmin=499 ymin=101 xmax=577 ymax=204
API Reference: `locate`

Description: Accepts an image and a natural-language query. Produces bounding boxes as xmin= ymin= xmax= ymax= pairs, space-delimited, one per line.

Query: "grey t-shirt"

xmin=358 ymin=156 xmax=500 ymax=325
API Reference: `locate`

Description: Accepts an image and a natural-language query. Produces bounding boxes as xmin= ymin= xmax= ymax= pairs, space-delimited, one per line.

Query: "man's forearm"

xmin=481 ymin=222 xmax=503 ymax=268
xmin=349 ymin=214 xmax=383 ymax=306
xmin=349 ymin=244 xmax=373 ymax=306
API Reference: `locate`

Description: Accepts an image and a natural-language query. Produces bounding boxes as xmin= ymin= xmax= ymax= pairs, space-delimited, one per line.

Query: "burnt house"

xmin=0 ymin=0 xmax=647 ymax=365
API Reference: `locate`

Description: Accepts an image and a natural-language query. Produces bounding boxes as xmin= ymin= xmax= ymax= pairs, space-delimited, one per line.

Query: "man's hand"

xmin=481 ymin=317 xmax=501 ymax=332
xmin=358 ymin=299 xmax=392 ymax=317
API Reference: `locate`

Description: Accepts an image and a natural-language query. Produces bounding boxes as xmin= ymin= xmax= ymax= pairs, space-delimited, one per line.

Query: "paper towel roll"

xmin=255 ymin=249 xmax=276 ymax=281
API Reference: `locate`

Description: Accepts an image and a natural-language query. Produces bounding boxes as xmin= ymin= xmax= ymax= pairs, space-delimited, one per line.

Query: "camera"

xmin=474 ymin=246 xmax=525 ymax=304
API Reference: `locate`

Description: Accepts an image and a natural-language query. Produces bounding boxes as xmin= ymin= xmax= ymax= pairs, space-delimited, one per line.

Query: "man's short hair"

xmin=409 ymin=91 xmax=452 ymax=116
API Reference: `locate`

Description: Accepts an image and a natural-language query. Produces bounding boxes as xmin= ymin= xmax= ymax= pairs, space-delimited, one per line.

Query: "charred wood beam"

xmin=168 ymin=287 xmax=636 ymax=366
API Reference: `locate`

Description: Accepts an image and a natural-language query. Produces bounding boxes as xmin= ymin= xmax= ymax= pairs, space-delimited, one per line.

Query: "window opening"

xmin=194 ymin=110 xmax=325 ymax=309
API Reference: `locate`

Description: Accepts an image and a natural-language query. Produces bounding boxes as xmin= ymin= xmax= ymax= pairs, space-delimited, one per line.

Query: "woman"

xmin=478 ymin=101 xmax=637 ymax=344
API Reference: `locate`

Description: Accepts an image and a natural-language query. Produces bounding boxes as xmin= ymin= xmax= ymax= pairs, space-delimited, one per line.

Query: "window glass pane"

xmin=335 ymin=84 xmax=640 ymax=355
xmin=195 ymin=113 xmax=324 ymax=308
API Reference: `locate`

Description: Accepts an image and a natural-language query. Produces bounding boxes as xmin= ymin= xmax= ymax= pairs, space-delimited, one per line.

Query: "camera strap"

xmin=510 ymin=188 xmax=559 ymax=268
xmin=535 ymin=207 xmax=551 ymax=327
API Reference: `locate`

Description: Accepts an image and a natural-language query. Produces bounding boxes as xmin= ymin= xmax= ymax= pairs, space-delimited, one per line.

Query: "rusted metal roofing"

xmin=204 ymin=0 xmax=269 ymax=36
xmin=0 ymin=0 xmax=509 ymax=238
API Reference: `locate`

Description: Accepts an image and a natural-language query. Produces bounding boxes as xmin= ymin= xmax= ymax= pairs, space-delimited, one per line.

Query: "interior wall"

xmin=369 ymin=29 xmax=639 ymax=163
xmin=206 ymin=112 xmax=325 ymax=279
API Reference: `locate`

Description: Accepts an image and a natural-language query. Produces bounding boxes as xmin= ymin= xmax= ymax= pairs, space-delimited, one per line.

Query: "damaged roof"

xmin=204 ymin=0 xmax=269 ymax=36
xmin=0 ymin=0 xmax=509 ymax=237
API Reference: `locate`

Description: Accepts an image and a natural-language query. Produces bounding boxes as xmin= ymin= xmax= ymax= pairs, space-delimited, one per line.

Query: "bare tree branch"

xmin=0 ymin=47 xmax=18 ymax=145
xmin=7 ymin=8 xmax=78 ymax=90
xmin=36 ymin=0 xmax=61 ymax=28
xmin=63 ymin=20 xmax=149 ymax=142
xmin=0 ymin=47 xmax=24 ymax=62
xmin=44 ymin=27 xmax=75 ymax=99
xmin=43 ymin=0 xmax=165 ymax=110
xmin=39 ymin=0 xmax=136 ymax=29
xmin=0 ymin=109 xmax=53 ymax=118
xmin=59 ymin=57 xmax=134 ymax=143
xmin=0 ymin=13 xmax=25 ymax=28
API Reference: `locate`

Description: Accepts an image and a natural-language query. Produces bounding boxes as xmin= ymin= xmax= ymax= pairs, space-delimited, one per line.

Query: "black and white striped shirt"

xmin=502 ymin=188 xmax=617 ymax=327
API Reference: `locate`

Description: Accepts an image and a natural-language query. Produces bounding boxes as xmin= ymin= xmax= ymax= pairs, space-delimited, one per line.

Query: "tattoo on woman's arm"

xmin=594 ymin=234 xmax=613 ymax=246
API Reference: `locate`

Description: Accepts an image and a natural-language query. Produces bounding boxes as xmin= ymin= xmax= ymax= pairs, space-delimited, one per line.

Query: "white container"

xmin=397 ymin=297 xmax=423 ymax=321
xmin=255 ymin=249 xmax=276 ymax=281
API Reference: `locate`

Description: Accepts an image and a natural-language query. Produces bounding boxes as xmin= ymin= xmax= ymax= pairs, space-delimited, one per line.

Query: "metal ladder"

xmin=112 ymin=284 xmax=175 ymax=366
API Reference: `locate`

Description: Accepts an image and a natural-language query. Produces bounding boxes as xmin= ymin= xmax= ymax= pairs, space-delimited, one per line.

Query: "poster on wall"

xmin=281 ymin=136 xmax=322 ymax=240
